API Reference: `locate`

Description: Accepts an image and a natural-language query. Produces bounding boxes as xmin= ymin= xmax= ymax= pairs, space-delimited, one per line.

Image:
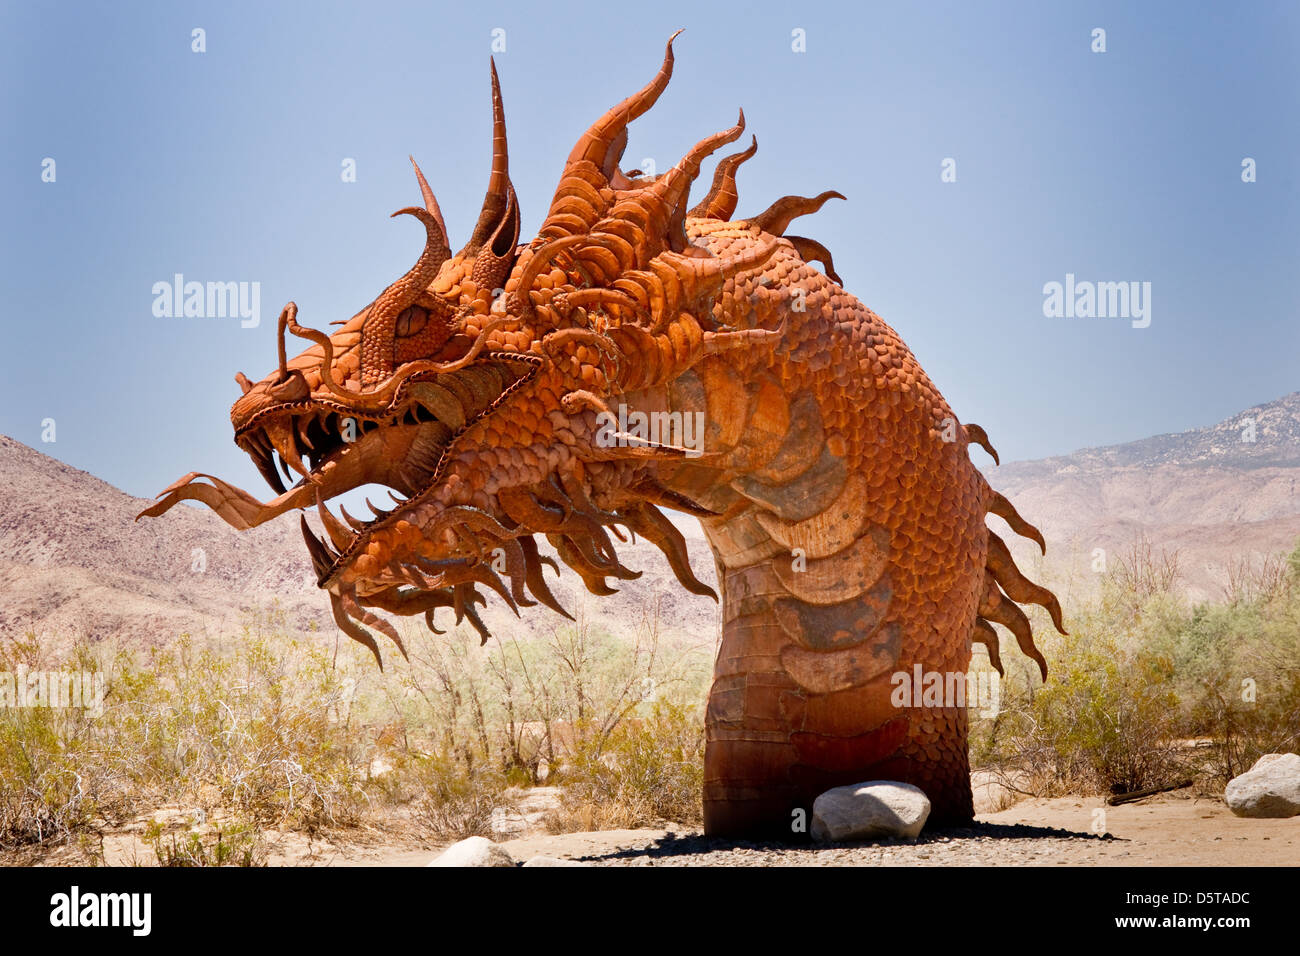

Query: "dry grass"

xmin=973 ymin=536 xmax=1300 ymax=798
xmin=0 ymin=601 xmax=711 ymax=862
xmin=7 ymin=538 xmax=1297 ymax=862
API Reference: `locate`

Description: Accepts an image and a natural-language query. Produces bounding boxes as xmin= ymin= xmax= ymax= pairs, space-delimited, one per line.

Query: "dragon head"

xmin=142 ymin=36 xmax=789 ymax=665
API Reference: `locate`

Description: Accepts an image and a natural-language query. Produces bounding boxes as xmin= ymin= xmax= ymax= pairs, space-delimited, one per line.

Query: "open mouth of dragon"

xmin=232 ymin=353 xmax=542 ymax=592
xmin=140 ymin=40 xmax=766 ymax=666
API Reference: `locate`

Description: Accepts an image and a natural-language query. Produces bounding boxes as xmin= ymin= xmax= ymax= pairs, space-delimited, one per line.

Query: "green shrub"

xmin=975 ymin=537 xmax=1300 ymax=797
xmin=551 ymin=700 xmax=705 ymax=830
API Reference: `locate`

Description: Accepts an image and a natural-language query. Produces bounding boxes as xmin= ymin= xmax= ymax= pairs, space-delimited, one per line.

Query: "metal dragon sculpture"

xmin=140 ymin=35 xmax=1065 ymax=835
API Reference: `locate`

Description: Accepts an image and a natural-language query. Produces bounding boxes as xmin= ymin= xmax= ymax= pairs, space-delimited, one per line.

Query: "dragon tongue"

xmin=264 ymin=420 xmax=311 ymax=481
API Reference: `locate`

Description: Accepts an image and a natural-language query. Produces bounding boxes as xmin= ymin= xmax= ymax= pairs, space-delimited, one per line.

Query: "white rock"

xmin=521 ymin=855 xmax=590 ymax=867
xmin=427 ymin=836 xmax=515 ymax=867
xmin=811 ymin=781 xmax=931 ymax=841
xmin=1224 ymin=753 xmax=1300 ymax=818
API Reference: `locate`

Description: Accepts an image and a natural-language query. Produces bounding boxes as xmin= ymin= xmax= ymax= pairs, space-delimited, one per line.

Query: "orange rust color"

xmin=140 ymin=36 xmax=1064 ymax=836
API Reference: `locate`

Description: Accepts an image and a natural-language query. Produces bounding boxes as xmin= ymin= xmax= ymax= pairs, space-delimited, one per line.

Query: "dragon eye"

xmin=395 ymin=305 xmax=428 ymax=338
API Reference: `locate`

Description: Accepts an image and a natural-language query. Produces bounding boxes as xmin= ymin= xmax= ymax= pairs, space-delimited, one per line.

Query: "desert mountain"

xmin=987 ymin=391 xmax=1300 ymax=601
xmin=0 ymin=434 xmax=719 ymax=650
xmin=2 ymin=391 xmax=1297 ymax=647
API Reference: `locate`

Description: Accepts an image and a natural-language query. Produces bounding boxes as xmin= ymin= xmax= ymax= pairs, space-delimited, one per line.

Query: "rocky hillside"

xmin=2 ymin=391 xmax=1297 ymax=646
xmin=986 ymin=392 xmax=1300 ymax=601
xmin=0 ymin=434 xmax=719 ymax=649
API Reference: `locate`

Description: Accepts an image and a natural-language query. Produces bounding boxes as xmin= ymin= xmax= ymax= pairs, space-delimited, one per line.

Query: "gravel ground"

xmin=494 ymin=795 xmax=1297 ymax=866
xmin=533 ymin=822 xmax=1107 ymax=866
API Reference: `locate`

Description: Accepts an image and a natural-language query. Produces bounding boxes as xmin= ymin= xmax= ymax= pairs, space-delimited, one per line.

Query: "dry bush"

xmin=0 ymin=637 xmax=114 ymax=846
xmin=1178 ymin=586 xmax=1300 ymax=782
xmin=0 ymin=593 xmax=710 ymax=855
xmin=976 ymin=536 xmax=1300 ymax=798
xmin=1110 ymin=535 xmax=1181 ymax=608
xmin=407 ymin=752 xmax=508 ymax=841
xmin=547 ymin=700 xmax=705 ymax=831
xmin=1221 ymin=552 xmax=1289 ymax=606
xmin=388 ymin=597 xmax=712 ymax=837
xmin=0 ymin=618 xmax=371 ymax=852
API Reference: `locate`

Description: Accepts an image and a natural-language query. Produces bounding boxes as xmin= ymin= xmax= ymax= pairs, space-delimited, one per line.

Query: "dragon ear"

xmin=359 ymin=206 xmax=451 ymax=386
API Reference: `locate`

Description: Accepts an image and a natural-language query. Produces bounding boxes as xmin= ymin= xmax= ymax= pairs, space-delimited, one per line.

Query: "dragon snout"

xmin=229 ymin=369 xmax=310 ymax=431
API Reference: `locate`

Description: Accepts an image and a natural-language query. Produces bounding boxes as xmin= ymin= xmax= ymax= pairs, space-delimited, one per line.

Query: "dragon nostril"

xmin=269 ymin=368 xmax=310 ymax=402
xmin=275 ymin=302 xmax=298 ymax=384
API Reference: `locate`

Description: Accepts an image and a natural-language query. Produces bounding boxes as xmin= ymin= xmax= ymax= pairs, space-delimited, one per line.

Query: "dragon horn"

xmin=459 ymin=57 xmax=514 ymax=259
xmin=748 ymin=190 xmax=846 ymax=237
xmin=565 ymin=30 xmax=680 ymax=176
xmin=654 ymin=110 xmax=746 ymax=213
xmin=688 ymin=134 xmax=758 ymax=221
xmin=407 ymin=156 xmax=448 ymax=243
xmin=276 ymin=304 xmax=292 ymax=382
xmin=649 ymin=109 xmax=746 ymax=251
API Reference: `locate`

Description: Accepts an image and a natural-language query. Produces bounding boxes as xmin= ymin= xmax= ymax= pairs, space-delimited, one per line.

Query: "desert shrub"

xmin=978 ymin=608 xmax=1188 ymax=796
xmin=550 ymin=700 xmax=705 ymax=830
xmin=1174 ymin=560 xmax=1300 ymax=783
xmin=976 ymin=537 xmax=1300 ymax=798
xmin=0 ymin=621 xmax=373 ymax=852
xmin=0 ymin=637 xmax=113 ymax=847
xmin=111 ymin=632 xmax=368 ymax=830
xmin=407 ymin=751 xmax=508 ymax=840
xmin=388 ymin=601 xmax=712 ymax=834
xmin=144 ymin=818 xmax=264 ymax=867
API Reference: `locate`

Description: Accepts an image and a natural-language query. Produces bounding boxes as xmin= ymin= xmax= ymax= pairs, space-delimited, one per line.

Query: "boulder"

xmin=811 ymin=781 xmax=931 ymax=841
xmin=427 ymin=836 xmax=515 ymax=867
xmin=1224 ymin=753 xmax=1300 ymax=818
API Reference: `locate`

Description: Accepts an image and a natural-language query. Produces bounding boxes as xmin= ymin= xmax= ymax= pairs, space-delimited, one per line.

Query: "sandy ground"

xmin=16 ymin=791 xmax=1295 ymax=867
xmin=479 ymin=793 xmax=1298 ymax=866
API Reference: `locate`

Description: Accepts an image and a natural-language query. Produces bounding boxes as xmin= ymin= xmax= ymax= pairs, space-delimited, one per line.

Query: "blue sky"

xmin=2 ymin=1 xmax=1297 ymax=499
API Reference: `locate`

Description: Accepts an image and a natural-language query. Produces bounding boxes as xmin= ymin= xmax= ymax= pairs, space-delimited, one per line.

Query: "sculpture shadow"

xmin=576 ymin=821 xmax=1119 ymax=864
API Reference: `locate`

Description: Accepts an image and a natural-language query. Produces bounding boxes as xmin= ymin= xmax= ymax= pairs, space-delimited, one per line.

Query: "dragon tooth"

xmin=264 ymin=420 xmax=311 ymax=480
xmin=252 ymin=445 xmax=287 ymax=495
xmin=296 ymin=415 xmax=316 ymax=451
xmin=315 ymin=492 xmax=355 ymax=551
xmin=299 ymin=514 xmax=337 ymax=578
xmin=338 ymin=504 xmax=366 ymax=531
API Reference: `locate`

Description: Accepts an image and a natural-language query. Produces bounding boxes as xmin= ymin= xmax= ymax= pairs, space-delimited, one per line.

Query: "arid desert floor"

xmin=27 ymin=791 xmax=1294 ymax=867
